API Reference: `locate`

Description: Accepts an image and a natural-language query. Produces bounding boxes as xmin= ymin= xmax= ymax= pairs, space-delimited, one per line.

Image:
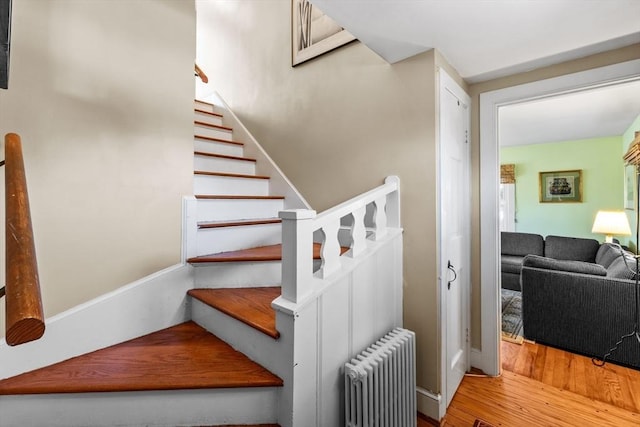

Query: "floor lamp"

xmin=594 ymin=132 xmax=640 ymax=366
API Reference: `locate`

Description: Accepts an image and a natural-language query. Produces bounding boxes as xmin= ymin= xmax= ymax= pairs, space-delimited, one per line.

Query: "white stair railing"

xmin=273 ymin=176 xmax=403 ymax=427
xmin=278 ymin=175 xmax=401 ymax=304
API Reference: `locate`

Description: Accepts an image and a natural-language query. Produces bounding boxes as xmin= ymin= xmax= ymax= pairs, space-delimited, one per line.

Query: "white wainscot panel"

xmin=351 ymin=255 xmax=379 ymax=356
xmin=319 ymin=277 xmax=351 ymax=427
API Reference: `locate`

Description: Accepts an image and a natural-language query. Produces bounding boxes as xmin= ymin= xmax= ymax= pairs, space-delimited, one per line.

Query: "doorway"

xmin=477 ymin=59 xmax=640 ymax=376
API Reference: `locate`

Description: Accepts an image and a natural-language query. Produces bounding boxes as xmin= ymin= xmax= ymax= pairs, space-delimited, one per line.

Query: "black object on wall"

xmin=0 ymin=0 xmax=11 ymax=89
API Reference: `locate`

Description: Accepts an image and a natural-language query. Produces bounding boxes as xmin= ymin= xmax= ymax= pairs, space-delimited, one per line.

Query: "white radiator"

xmin=344 ymin=328 xmax=417 ymax=427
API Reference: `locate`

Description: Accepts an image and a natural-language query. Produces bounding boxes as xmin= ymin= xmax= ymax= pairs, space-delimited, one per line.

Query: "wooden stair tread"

xmin=188 ymin=243 xmax=347 ymax=263
xmin=194 ymin=108 xmax=223 ymax=118
xmin=195 ymin=171 xmax=270 ymax=180
xmin=194 ymin=120 xmax=232 ymax=132
xmin=188 ymin=287 xmax=280 ymax=339
xmin=195 ymin=134 xmax=244 ymax=147
xmin=0 ymin=322 xmax=282 ymax=395
xmin=210 ymin=425 xmax=280 ymax=427
xmin=199 ymin=218 xmax=281 ymax=229
xmin=196 ymin=195 xmax=285 ymax=200
xmin=195 ymin=99 xmax=216 ymax=107
xmin=194 ymin=151 xmax=257 ymax=162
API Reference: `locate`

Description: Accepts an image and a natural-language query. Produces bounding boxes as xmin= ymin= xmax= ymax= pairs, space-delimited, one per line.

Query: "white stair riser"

xmin=194 ymin=262 xmax=282 ymax=287
xmin=0 ymin=388 xmax=279 ymax=427
xmin=194 ymin=138 xmax=243 ymax=157
xmin=196 ymin=198 xmax=284 ymax=222
xmin=196 ymin=223 xmax=282 ymax=256
xmin=194 ymin=123 xmax=233 ymax=141
xmin=191 ymin=300 xmax=286 ymax=379
xmin=194 ymin=174 xmax=269 ymax=196
xmin=194 ymin=100 xmax=215 ymax=113
xmin=194 ymin=110 xmax=223 ymax=127
xmin=194 ymin=155 xmax=256 ymax=175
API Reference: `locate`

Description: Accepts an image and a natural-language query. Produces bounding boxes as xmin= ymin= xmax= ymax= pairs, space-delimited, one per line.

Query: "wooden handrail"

xmin=195 ymin=63 xmax=208 ymax=84
xmin=4 ymin=133 xmax=44 ymax=346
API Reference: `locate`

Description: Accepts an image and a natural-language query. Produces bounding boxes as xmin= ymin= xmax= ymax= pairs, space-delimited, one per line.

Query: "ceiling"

xmin=310 ymin=0 xmax=640 ymax=145
xmin=499 ymin=78 xmax=640 ymax=146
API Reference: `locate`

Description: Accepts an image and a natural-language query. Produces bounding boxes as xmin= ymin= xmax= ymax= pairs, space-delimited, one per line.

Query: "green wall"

xmin=501 ymin=136 xmax=624 ymax=242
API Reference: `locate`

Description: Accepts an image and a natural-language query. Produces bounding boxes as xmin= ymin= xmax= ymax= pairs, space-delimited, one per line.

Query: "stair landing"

xmin=0 ymin=321 xmax=282 ymax=395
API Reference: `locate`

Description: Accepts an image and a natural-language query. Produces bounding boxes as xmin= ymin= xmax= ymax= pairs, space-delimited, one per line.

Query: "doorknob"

xmin=447 ymin=260 xmax=458 ymax=290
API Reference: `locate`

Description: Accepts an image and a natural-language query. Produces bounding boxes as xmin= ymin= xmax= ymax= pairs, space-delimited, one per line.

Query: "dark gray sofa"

xmin=501 ymin=232 xmax=600 ymax=291
xmin=501 ymin=232 xmax=544 ymax=291
xmin=521 ymin=243 xmax=640 ymax=369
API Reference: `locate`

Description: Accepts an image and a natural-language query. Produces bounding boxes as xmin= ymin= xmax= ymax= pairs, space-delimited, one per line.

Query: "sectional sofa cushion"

xmin=523 ymin=254 xmax=607 ymax=276
xmin=544 ymin=235 xmax=600 ymax=263
xmin=595 ymin=243 xmax=625 ymax=269
xmin=501 ymin=255 xmax=526 ymax=274
xmin=606 ymin=256 xmax=638 ymax=280
xmin=501 ymin=232 xmax=544 ymax=257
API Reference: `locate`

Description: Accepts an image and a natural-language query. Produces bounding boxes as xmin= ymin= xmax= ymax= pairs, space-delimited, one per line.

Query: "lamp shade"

xmin=592 ymin=210 xmax=632 ymax=243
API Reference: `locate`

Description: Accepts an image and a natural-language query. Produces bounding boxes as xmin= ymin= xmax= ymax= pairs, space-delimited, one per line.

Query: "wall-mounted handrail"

xmin=195 ymin=63 xmax=208 ymax=84
xmin=3 ymin=133 xmax=44 ymax=346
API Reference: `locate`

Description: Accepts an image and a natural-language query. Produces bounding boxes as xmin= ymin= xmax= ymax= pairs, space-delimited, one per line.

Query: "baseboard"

xmin=417 ymin=387 xmax=446 ymax=421
xmin=470 ymin=346 xmax=483 ymax=370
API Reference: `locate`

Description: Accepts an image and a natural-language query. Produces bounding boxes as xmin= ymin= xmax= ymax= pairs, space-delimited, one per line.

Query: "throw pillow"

xmin=595 ymin=243 xmax=625 ymax=269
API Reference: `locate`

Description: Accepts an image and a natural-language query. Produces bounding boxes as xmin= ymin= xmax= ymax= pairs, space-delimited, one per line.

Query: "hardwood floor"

xmin=432 ymin=340 xmax=640 ymax=426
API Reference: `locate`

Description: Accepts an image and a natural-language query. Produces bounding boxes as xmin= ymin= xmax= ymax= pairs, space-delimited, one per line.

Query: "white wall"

xmin=0 ymin=0 xmax=196 ymax=334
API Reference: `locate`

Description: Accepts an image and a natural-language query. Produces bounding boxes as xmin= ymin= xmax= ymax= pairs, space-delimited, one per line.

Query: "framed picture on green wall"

xmin=625 ymin=165 xmax=635 ymax=210
xmin=539 ymin=169 xmax=582 ymax=203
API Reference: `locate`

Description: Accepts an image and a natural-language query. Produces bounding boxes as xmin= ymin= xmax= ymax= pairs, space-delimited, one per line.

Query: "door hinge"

xmin=466 ymin=328 xmax=469 ymax=343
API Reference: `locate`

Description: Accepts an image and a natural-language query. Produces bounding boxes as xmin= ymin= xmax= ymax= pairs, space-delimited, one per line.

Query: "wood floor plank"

xmin=188 ymin=287 xmax=280 ymax=339
xmin=504 ymin=340 xmax=640 ymax=413
xmin=453 ymin=372 xmax=640 ymax=426
xmin=446 ymin=340 xmax=640 ymax=426
xmin=0 ymin=322 xmax=282 ymax=395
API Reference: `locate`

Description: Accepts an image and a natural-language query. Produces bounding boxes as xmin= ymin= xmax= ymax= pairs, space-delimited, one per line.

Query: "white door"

xmin=439 ymin=70 xmax=471 ymax=409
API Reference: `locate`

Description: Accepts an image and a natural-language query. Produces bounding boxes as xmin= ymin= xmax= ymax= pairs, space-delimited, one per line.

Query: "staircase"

xmin=0 ymin=99 xmax=298 ymax=427
xmin=0 ymin=97 xmax=404 ymax=427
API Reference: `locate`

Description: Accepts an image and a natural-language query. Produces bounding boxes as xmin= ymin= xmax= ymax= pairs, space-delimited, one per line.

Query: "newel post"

xmin=385 ymin=175 xmax=401 ymax=228
xmin=279 ymin=209 xmax=316 ymax=303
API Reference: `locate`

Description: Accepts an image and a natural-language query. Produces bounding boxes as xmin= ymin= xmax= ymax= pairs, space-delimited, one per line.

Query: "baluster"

xmin=372 ymin=196 xmax=388 ymax=240
xmin=279 ymin=209 xmax=316 ymax=303
xmin=349 ymin=205 xmax=367 ymax=257
xmin=320 ymin=218 xmax=341 ymax=278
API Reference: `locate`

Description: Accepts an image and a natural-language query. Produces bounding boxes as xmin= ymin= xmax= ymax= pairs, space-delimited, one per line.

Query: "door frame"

xmin=477 ymin=58 xmax=640 ymax=376
xmin=438 ymin=68 xmax=471 ymax=417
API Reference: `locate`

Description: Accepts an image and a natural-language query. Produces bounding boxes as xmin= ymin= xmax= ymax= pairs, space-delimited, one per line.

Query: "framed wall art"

xmin=291 ymin=0 xmax=355 ymax=66
xmin=539 ymin=169 xmax=583 ymax=203
xmin=625 ymin=164 xmax=636 ymax=210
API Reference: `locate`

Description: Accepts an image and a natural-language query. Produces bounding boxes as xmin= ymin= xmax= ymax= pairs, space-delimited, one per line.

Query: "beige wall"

xmin=196 ymin=0 xmax=469 ymax=394
xmin=467 ymin=44 xmax=640 ymax=348
xmin=0 ymin=1 xmax=195 ymax=334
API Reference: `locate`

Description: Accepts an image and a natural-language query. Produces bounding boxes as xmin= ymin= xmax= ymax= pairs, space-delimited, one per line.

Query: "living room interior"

xmin=497 ymin=79 xmax=640 ymax=361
